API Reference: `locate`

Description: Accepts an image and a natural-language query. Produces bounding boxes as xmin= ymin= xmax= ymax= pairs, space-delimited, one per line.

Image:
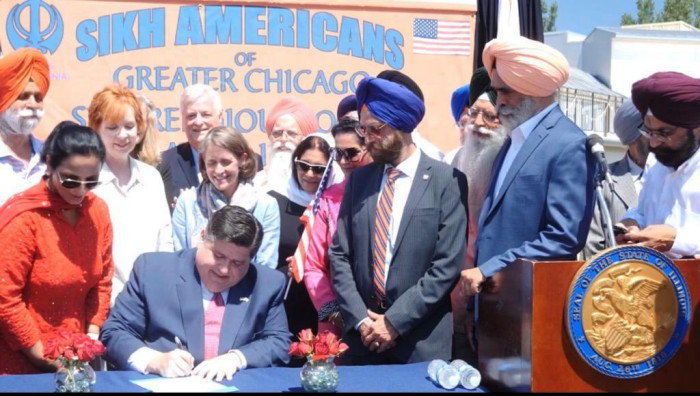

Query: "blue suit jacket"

xmin=158 ymin=143 xmax=199 ymax=208
xmin=101 ymin=249 xmax=291 ymax=369
xmin=330 ymin=152 xmax=468 ymax=363
xmin=475 ymin=106 xmax=596 ymax=277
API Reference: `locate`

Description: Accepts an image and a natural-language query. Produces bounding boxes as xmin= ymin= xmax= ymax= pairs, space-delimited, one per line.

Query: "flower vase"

xmin=300 ymin=357 xmax=339 ymax=392
xmin=54 ymin=360 xmax=96 ymax=393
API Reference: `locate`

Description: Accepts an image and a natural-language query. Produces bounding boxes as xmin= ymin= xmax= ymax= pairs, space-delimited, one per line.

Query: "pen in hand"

xmin=174 ymin=336 xmax=187 ymax=351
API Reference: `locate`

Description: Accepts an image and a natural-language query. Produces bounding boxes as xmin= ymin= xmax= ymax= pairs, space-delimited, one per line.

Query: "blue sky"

xmin=554 ymin=0 xmax=665 ymax=35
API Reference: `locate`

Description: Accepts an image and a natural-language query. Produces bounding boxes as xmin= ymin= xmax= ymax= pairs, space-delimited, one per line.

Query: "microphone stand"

xmin=595 ymin=175 xmax=616 ymax=250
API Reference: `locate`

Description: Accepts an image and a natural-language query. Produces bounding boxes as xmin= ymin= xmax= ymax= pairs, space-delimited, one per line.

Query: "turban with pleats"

xmin=265 ymin=97 xmax=318 ymax=138
xmin=632 ymin=71 xmax=700 ymax=129
xmin=483 ymin=36 xmax=569 ymax=97
xmin=356 ymin=77 xmax=425 ymax=133
xmin=0 ymin=48 xmax=50 ymax=114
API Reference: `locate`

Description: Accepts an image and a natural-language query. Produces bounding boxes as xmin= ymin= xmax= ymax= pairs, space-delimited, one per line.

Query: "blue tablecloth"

xmin=0 ymin=361 xmax=485 ymax=392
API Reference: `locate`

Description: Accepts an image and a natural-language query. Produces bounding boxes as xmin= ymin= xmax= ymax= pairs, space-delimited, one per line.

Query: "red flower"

xmin=289 ymin=328 xmax=349 ymax=360
xmin=298 ymin=342 xmax=313 ymax=355
xmin=298 ymin=329 xmax=314 ymax=344
xmin=42 ymin=329 xmax=106 ymax=363
xmin=312 ymin=342 xmax=331 ymax=361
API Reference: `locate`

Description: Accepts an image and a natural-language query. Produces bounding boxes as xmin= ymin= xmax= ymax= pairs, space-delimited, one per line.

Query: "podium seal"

xmin=566 ymin=245 xmax=690 ymax=378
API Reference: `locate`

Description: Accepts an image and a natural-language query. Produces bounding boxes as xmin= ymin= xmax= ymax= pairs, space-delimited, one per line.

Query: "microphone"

xmin=586 ymin=134 xmax=612 ymax=185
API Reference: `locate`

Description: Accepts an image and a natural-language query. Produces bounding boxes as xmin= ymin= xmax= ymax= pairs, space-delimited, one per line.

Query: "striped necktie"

xmin=372 ymin=167 xmax=401 ymax=307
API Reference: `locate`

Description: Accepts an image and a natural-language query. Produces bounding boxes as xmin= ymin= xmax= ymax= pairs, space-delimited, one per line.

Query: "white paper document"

xmin=131 ymin=376 xmax=239 ymax=393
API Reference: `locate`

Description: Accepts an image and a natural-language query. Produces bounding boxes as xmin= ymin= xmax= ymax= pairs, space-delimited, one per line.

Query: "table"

xmin=0 ymin=361 xmax=485 ymax=392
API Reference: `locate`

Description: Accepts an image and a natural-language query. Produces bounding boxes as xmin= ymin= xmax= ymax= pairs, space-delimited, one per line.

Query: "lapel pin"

xmin=240 ymin=297 xmax=250 ymax=303
xmin=423 ymin=174 xmax=429 ymax=180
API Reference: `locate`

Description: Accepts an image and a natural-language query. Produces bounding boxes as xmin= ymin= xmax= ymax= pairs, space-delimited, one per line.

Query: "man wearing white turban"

xmin=460 ymin=36 xmax=596 ymax=296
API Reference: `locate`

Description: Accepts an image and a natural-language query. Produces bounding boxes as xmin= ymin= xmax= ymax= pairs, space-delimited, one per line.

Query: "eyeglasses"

xmin=355 ymin=123 xmax=386 ymax=138
xmin=271 ymin=129 xmax=301 ymax=140
xmin=466 ymin=107 xmax=499 ymax=124
xmin=334 ymin=147 xmax=363 ymax=163
xmin=638 ymin=125 xmax=680 ymax=143
xmin=56 ymin=172 xmax=100 ymax=190
xmin=295 ymin=159 xmax=327 ymax=175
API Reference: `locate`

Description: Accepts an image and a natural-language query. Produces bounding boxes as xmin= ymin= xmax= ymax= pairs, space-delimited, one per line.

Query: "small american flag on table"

xmin=413 ymin=18 xmax=471 ymax=56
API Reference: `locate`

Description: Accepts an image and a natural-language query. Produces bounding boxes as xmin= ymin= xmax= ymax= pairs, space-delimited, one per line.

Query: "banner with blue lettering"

xmin=0 ymin=0 xmax=475 ymax=158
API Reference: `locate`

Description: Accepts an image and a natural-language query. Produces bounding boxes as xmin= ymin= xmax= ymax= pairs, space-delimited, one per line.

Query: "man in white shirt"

xmin=101 ymin=206 xmax=290 ymax=380
xmin=0 ymin=48 xmax=50 ymax=206
xmin=616 ymin=71 xmax=700 ymax=258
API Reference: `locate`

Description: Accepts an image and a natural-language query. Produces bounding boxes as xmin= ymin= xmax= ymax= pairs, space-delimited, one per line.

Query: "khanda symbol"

xmin=7 ymin=0 xmax=64 ymax=54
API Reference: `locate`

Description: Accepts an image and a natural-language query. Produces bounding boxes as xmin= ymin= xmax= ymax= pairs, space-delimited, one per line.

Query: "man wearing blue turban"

xmin=330 ymin=77 xmax=468 ymax=365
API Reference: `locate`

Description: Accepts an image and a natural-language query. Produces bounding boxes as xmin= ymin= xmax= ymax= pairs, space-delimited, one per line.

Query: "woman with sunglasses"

xmin=267 ymin=134 xmax=338 ymax=357
xmin=303 ymin=118 xmax=372 ymax=336
xmin=88 ymin=85 xmax=173 ymax=304
xmin=0 ymin=121 xmax=113 ymax=374
xmin=172 ymin=126 xmax=280 ymax=268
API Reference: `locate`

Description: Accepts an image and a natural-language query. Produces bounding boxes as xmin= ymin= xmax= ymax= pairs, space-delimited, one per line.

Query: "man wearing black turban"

xmin=616 ymin=72 xmax=700 ymax=258
xmin=330 ymin=76 xmax=468 ymax=365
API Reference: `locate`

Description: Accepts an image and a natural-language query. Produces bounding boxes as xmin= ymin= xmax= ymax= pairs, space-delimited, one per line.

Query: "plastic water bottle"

xmin=427 ymin=359 xmax=446 ymax=383
xmin=437 ymin=364 xmax=460 ymax=389
xmin=450 ymin=359 xmax=482 ymax=390
xmin=426 ymin=359 xmax=459 ymax=389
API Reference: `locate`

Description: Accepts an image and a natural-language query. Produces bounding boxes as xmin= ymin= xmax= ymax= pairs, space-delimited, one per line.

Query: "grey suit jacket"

xmin=330 ymin=152 xmax=468 ymax=363
xmin=583 ymin=155 xmax=639 ymax=259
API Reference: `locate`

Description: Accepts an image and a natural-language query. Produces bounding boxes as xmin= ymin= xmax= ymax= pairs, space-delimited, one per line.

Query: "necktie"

xmin=203 ymin=292 xmax=226 ymax=360
xmin=372 ymin=167 xmax=401 ymax=307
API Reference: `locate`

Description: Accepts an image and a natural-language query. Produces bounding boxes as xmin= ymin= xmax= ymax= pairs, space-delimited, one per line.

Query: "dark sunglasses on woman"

xmin=56 ymin=173 xmax=101 ymax=189
xmin=334 ymin=147 xmax=363 ymax=162
xmin=294 ymin=159 xmax=327 ymax=175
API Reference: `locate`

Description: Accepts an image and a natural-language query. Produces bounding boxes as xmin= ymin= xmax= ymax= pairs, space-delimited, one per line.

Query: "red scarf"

xmin=0 ymin=180 xmax=92 ymax=230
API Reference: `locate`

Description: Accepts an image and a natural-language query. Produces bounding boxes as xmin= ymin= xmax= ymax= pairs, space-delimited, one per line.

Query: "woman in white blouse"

xmin=88 ymin=84 xmax=173 ymax=303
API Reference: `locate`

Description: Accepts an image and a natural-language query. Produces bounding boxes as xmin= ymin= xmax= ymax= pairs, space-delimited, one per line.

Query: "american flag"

xmin=413 ymin=18 xmax=471 ymax=56
xmin=288 ymin=151 xmax=336 ymax=286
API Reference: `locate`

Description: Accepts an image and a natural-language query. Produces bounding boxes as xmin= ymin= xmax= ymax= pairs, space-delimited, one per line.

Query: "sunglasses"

xmin=355 ymin=123 xmax=386 ymax=138
xmin=334 ymin=147 xmax=363 ymax=162
xmin=56 ymin=172 xmax=101 ymax=190
xmin=295 ymin=159 xmax=327 ymax=175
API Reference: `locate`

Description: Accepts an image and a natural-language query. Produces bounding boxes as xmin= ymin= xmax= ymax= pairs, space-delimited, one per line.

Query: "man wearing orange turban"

xmin=254 ymin=97 xmax=319 ymax=193
xmin=460 ymin=36 xmax=596 ymax=298
xmin=0 ymin=47 xmax=51 ymax=205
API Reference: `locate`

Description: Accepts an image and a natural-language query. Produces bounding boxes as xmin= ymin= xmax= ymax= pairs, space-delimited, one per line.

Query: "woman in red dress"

xmin=0 ymin=121 xmax=113 ymax=374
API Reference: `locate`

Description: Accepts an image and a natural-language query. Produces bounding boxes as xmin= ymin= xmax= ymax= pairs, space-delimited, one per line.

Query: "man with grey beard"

xmin=0 ymin=48 xmax=50 ymax=206
xmin=460 ymin=37 xmax=596 ymax=298
xmin=451 ymin=69 xmax=506 ymax=365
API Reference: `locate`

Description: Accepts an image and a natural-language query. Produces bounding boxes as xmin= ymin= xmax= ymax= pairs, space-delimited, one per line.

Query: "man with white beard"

xmin=254 ymin=97 xmax=319 ymax=193
xmin=450 ymin=69 xmax=506 ymax=365
xmin=0 ymin=48 xmax=50 ymax=206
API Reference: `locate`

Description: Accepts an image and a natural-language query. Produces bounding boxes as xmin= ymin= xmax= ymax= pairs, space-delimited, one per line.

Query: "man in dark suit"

xmin=461 ymin=36 xmax=596 ymax=295
xmin=157 ymin=84 xmax=223 ymax=208
xmin=101 ymin=206 xmax=290 ymax=380
xmin=330 ymin=77 xmax=468 ymax=365
xmin=583 ymin=99 xmax=649 ymax=258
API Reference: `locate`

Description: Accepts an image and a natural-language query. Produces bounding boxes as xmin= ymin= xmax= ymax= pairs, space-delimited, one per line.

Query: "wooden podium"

xmin=477 ymin=258 xmax=700 ymax=392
